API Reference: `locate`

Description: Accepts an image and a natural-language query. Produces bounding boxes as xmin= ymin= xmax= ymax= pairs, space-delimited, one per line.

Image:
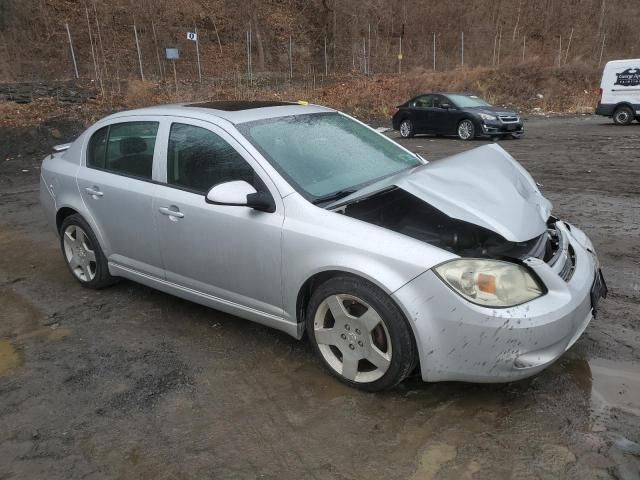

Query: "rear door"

xmin=411 ymin=95 xmax=433 ymax=131
xmin=76 ymin=117 xmax=165 ymax=277
xmin=152 ymin=118 xmax=285 ymax=318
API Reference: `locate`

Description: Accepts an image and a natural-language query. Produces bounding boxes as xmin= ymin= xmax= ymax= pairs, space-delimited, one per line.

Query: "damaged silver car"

xmin=40 ymin=101 xmax=607 ymax=391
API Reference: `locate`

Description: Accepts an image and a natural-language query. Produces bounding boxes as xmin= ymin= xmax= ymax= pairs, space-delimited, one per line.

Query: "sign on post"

xmin=165 ymin=48 xmax=180 ymax=94
xmin=165 ymin=48 xmax=180 ymax=60
xmin=187 ymin=30 xmax=202 ymax=82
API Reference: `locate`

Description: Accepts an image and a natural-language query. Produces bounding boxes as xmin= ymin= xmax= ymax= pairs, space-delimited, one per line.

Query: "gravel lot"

xmin=1 ymin=114 xmax=639 ymax=479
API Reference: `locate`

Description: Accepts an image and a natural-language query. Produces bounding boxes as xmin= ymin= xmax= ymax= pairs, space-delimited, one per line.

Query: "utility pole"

xmin=461 ymin=31 xmax=464 ymax=66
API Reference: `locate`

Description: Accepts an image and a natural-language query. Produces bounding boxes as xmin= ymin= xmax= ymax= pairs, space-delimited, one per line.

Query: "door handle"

xmin=159 ymin=206 xmax=184 ymax=218
xmin=85 ymin=186 xmax=103 ymax=197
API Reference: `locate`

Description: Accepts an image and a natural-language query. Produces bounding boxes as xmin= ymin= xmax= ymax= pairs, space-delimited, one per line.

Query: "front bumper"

xmin=479 ymin=120 xmax=524 ymax=137
xmin=393 ymin=222 xmax=604 ymax=383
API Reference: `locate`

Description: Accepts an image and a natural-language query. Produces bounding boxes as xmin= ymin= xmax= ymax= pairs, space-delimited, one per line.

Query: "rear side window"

xmin=412 ymin=95 xmax=432 ymax=108
xmin=87 ymin=121 xmax=159 ymax=179
xmin=167 ymin=123 xmax=255 ymax=193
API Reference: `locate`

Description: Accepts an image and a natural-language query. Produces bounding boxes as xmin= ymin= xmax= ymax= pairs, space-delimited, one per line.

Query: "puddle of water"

xmin=589 ymin=358 xmax=640 ymax=417
xmin=562 ymin=356 xmax=640 ymax=418
xmin=0 ymin=340 xmax=22 ymax=375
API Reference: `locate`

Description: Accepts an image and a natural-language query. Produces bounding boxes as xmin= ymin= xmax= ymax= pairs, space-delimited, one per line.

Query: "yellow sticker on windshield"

xmin=297 ymin=100 xmax=309 ymax=105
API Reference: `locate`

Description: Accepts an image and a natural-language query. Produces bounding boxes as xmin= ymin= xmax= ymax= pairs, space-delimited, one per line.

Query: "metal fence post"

xmin=195 ymin=24 xmax=202 ymax=82
xmin=133 ymin=23 xmax=144 ymax=80
xmin=65 ymin=23 xmax=79 ymax=79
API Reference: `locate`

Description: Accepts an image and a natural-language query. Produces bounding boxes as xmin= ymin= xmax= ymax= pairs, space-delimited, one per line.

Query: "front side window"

xmin=87 ymin=121 xmax=158 ymax=179
xmin=238 ymin=113 xmax=420 ymax=201
xmin=167 ymin=123 xmax=255 ymax=193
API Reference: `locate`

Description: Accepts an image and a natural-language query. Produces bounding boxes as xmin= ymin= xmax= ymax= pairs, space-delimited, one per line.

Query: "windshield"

xmin=448 ymin=94 xmax=491 ymax=108
xmin=237 ymin=113 xmax=420 ymax=201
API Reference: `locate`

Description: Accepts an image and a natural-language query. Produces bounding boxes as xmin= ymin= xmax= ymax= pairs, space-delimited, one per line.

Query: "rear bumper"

xmin=393 ymin=222 xmax=603 ymax=383
xmin=596 ymin=103 xmax=615 ymax=116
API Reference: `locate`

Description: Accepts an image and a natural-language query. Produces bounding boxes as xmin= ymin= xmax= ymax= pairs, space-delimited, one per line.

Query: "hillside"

xmin=0 ymin=0 xmax=637 ymax=119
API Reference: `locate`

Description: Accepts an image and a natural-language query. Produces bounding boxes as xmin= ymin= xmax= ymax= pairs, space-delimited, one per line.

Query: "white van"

xmin=596 ymin=59 xmax=640 ymax=125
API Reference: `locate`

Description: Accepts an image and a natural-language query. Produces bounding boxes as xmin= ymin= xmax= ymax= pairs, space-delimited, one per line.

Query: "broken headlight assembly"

xmin=434 ymin=259 xmax=544 ymax=307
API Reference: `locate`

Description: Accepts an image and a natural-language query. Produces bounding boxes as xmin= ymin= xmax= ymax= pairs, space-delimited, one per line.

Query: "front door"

xmin=428 ymin=95 xmax=455 ymax=134
xmin=153 ymin=119 xmax=285 ymax=318
xmin=76 ymin=118 xmax=164 ymax=277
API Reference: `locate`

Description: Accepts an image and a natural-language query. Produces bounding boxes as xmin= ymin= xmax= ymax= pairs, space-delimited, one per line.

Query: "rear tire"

xmin=306 ymin=275 xmax=417 ymax=392
xmin=59 ymin=214 xmax=117 ymax=289
xmin=399 ymin=119 xmax=415 ymax=138
xmin=613 ymin=106 xmax=634 ymax=125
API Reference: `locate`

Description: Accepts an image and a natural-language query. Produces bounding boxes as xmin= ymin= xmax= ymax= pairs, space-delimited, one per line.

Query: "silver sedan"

xmin=40 ymin=101 xmax=607 ymax=391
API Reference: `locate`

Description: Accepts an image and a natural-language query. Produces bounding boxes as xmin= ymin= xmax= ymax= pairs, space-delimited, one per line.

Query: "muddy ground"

xmin=0 ymin=114 xmax=639 ymax=479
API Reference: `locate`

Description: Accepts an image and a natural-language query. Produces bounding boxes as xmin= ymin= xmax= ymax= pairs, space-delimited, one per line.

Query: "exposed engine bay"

xmin=338 ymin=188 xmax=554 ymax=261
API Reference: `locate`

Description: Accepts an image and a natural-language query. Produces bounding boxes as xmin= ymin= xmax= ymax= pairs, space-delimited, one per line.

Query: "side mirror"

xmin=205 ymin=180 xmax=275 ymax=213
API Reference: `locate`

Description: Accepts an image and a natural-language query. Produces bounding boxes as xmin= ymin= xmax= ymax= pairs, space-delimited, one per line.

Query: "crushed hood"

xmin=331 ymin=144 xmax=551 ymax=242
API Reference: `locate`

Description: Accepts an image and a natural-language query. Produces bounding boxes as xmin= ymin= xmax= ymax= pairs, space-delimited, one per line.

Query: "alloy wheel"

xmin=62 ymin=225 xmax=97 ymax=282
xmin=458 ymin=120 xmax=474 ymax=140
xmin=399 ymin=120 xmax=413 ymax=138
xmin=313 ymin=294 xmax=392 ymax=383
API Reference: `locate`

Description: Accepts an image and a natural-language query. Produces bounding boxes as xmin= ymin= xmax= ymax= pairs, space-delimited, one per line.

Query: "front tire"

xmin=399 ymin=119 xmax=415 ymax=138
xmin=457 ymin=119 xmax=475 ymax=140
xmin=306 ymin=275 xmax=417 ymax=392
xmin=60 ymin=214 xmax=117 ymax=289
xmin=613 ymin=106 xmax=634 ymax=125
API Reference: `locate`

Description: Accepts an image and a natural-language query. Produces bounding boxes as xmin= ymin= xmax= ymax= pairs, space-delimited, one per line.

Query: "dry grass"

xmin=0 ymin=63 xmax=601 ymax=132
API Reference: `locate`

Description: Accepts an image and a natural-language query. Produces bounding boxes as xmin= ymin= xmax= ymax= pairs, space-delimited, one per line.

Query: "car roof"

xmin=102 ymin=101 xmax=335 ymax=125
xmin=414 ymin=92 xmax=474 ymax=97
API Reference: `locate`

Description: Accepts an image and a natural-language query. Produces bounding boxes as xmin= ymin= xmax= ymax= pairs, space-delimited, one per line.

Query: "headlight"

xmin=479 ymin=113 xmax=497 ymax=121
xmin=434 ymin=259 xmax=544 ymax=307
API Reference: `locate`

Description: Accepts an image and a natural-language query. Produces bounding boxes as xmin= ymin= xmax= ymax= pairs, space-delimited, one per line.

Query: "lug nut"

xmin=355 ymin=329 xmax=361 ymax=335
xmin=344 ymin=324 xmax=350 ymax=331
xmin=349 ymin=344 xmax=355 ymax=350
xmin=358 ymin=341 xmax=363 ymax=347
xmin=340 ymin=333 xmax=347 ymax=340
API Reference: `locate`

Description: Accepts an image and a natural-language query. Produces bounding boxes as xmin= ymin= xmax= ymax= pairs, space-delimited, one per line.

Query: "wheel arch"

xmin=295 ymin=269 xmax=398 ymax=323
xmin=614 ymin=101 xmax=635 ymax=111
xmin=294 ymin=269 xmax=418 ymax=340
xmin=54 ymin=201 xmax=111 ymax=256
xmin=56 ymin=206 xmax=79 ymax=233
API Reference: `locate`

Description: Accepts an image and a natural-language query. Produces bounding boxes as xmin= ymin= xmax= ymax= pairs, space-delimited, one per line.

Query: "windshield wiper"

xmin=311 ymin=188 xmax=358 ymax=205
